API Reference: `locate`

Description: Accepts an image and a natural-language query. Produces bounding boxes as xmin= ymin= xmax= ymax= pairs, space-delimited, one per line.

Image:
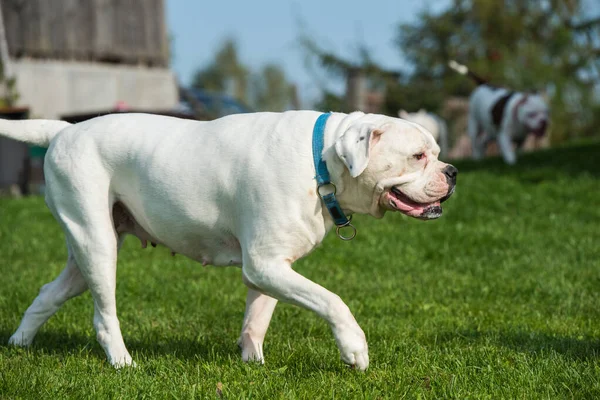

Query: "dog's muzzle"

xmin=440 ymin=164 xmax=458 ymax=203
xmin=531 ymin=120 xmax=548 ymax=137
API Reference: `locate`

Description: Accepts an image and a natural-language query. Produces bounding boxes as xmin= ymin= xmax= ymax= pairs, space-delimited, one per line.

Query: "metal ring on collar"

xmin=336 ymin=217 xmax=357 ymax=241
xmin=317 ymin=182 xmax=336 ymax=198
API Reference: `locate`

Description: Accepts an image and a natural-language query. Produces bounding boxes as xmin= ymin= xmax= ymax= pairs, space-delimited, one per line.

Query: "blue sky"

xmin=165 ymin=0 xmax=450 ymax=107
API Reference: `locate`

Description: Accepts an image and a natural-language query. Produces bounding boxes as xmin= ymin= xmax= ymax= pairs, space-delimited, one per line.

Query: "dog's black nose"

xmin=443 ymin=165 xmax=458 ymax=184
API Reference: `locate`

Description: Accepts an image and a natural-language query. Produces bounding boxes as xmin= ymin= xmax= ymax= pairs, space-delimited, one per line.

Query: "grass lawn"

xmin=1 ymin=140 xmax=599 ymax=399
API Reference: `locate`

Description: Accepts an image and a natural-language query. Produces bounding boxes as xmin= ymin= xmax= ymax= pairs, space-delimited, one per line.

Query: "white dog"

xmin=448 ymin=60 xmax=549 ymax=164
xmin=398 ymin=109 xmax=449 ymax=159
xmin=1 ymin=111 xmax=457 ymax=370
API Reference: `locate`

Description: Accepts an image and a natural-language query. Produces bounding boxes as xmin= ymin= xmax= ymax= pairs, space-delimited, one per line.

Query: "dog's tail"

xmin=0 ymin=119 xmax=71 ymax=147
xmin=448 ymin=60 xmax=488 ymax=86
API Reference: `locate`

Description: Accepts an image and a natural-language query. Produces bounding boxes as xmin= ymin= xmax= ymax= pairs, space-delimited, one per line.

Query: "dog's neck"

xmin=321 ymin=112 xmax=383 ymax=218
xmin=509 ymin=93 xmax=530 ymax=133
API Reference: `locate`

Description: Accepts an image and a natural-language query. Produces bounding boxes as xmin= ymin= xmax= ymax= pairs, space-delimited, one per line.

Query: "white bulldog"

xmin=398 ymin=109 xmax=449 ymax=159
xmin=1 ymin=111 xmax=457 ymax=370
xmin=448 ymin=60 xmax=549 ymax=164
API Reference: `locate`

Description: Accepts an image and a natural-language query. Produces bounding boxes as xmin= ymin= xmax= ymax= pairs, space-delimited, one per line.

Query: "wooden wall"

xmin=2 ymin=0 xmax=169 ymax=67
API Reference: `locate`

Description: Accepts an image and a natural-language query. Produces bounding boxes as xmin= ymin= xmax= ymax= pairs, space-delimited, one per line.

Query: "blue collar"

xmin=312 ymin=113 xmax=356 ymax=240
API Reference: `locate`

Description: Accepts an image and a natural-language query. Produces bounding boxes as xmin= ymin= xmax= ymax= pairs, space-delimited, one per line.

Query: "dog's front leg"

xmin=497 ymin=130 xmax=517 ymax=165
xmin=242 ymin=257 xmax=368 ymax=370
xmin=238 ymin=288 xmax=278 ymax=363
xmin=468 ymin=114 xmax=486 ymax=160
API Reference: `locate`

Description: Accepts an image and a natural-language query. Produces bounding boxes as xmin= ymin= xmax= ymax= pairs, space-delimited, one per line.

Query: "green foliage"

xmin=395 ymin=0 xmax=600 ymax=143
xmin=301 ymin=36 xmax=401 ymax=113
xmin=252 ymin=64 xmax=295 ymax=112
xmin=307 ymin=1 xmax=600 ymax=144
xmin=1 ymin=141 xmax=600 ymax=398
xmin=0 ymin=62 xmax=19 ymax=108
xmin=191 ymin=38 xmax=250 ymax=101
xmin=314 ymin=90 xmax=348 ymax=113
xmin=192 ymin=39 xmax=294 ymax=112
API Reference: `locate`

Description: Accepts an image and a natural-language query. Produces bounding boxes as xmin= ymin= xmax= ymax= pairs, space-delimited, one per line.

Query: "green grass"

xmin=1 ymin=141 xmax=600 ymax=399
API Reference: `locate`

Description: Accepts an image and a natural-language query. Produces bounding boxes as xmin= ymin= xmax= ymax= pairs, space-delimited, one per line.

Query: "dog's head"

xmin=516 ymin=94 xmax=549 ymax=137
xmin=398 ymin=109 xmax=440 ymax=141
xmin=332 ymin=115 xmax=457 ymax=219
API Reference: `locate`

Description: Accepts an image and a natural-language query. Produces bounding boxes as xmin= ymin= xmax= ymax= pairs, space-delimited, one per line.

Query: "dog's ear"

xmin=334 ymin=124 xmax=383 ymax=178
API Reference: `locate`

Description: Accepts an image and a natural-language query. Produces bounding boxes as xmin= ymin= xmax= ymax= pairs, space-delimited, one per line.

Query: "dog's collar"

xmin=312 ymin=113 xmax=356 ymax=240
xmin=512 ymin=94 xmax=529 ymax=127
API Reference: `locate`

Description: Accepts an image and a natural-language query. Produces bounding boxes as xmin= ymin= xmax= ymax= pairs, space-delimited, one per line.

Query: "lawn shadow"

xmin=428 ymin=328 xmax=600 ymax=361
xmin=0 ymin=328 xmax=240 ymax=362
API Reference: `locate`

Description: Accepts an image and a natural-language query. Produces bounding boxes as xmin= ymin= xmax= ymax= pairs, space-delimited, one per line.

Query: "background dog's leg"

xmin=8 ymin=252 xmax=87 ymax=347
xmin=468 ymin=115 xmax=485 ymax=160
xmin=238 ymin=288 xmax=278 ymax=363
xmin=497 ymin=132 xmax=517 ymax=165
xmin=241 ymin=255 xmax=369 ymax=370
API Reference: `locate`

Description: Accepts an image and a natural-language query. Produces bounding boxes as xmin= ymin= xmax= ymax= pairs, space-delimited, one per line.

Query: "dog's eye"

xmin=413 ymin=153 xmax=425 ymax=160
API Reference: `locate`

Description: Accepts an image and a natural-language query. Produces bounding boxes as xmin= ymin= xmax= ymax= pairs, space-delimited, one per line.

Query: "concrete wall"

xmin=11 ymin=58 xmax=178 ymax=118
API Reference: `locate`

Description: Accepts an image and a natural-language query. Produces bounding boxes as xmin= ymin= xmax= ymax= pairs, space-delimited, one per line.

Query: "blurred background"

xmin=0 ymin=0 xmax=599 ymax=195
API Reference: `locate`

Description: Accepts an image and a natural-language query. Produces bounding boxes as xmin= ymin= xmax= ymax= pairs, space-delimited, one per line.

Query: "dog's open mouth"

xmin=529 ymin=121 xmax=548 ymax=138
xmin=385 ymin=187 xmax=442 ymax=220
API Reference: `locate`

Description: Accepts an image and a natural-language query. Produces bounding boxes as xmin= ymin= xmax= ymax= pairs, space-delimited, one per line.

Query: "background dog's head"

xmin=332 ymin=114 xmax=457 ymax=219
xmin=516 ymin=94 xmax=549 ymax=137
xmin=398 ymin=109 xmax=441 ymax=142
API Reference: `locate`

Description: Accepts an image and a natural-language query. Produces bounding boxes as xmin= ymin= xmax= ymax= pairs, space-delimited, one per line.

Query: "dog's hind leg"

xmin=39 ymin=165 xmax=134 ymax=367
xmin=9 ymin=234 xmax=128 ymax=349
xmin=62 ymin=216 xmax=133 ymax=368
xmin=238 ymin=288 xmax=278 ymax=363
xmin=8 ymin=252 xmax=87 ymax=346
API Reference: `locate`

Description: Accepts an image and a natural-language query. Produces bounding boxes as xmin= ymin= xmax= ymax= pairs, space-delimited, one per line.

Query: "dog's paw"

xmin=109 ymin=353 xmax=136 ymax=369
xmin=342 ymin=349 xmax=369 ymax=371
xmin=333 ymin=324 xmax=369 ymax=371
xmin=239 ymin=333 xmax=265 ymax=364
xmin=8 ymin=333 xmax=32 ymax=347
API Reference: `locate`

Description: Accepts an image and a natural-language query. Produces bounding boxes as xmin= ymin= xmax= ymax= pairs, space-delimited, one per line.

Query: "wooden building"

xmin=0 ymin=0 xmax=180 ymax=194
xmin=2 ymin=0 xmax=170 ymax=67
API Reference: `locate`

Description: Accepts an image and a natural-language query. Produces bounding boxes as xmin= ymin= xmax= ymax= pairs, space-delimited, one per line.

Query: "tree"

xmin=252 ymin=64 xmax=294 ymax=112
xmin=192 ymin=39 xmax=296 ymax=112
xmin=191 ymin=39 xmax=249 ymax=103
xmin=396 ymin=0 xmax=600 ymax=142
xmin=305 ymin=0 xmax=600 ymax=143
xmin=300 ymin=37 xmax=400 ymax=113
xmin=0 ymin=0 xmax=18 ymax=107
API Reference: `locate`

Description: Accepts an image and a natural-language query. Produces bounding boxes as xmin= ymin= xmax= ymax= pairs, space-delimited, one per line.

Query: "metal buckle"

xmin=317 ymin=182 xmax=336 ymax=198
xmin=317 ymin=183 xmax=357 ymax=241
xmin=335 ymin=215 xmax=356 ymax=241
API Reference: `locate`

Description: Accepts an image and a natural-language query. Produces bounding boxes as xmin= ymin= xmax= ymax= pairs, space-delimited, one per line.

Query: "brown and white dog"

xmin=448 ymin=60 xmax=549 ymax=164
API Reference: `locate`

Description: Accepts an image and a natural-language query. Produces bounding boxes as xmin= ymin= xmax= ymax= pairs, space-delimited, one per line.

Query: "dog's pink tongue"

xmin=389 ymin=192 xmax=439 ymax=217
